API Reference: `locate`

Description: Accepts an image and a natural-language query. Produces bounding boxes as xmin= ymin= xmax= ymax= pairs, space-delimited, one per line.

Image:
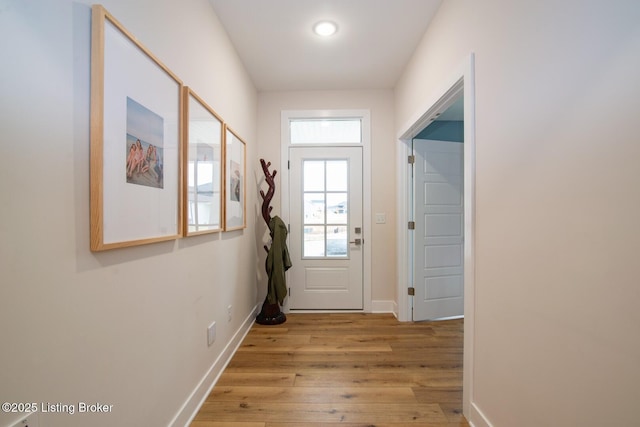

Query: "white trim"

xmin=281 ymin=109 xmax=372 ymax=313
xmin=469 ymin=402 xmax=494 ymax=427
xmin=371 ymin=299 xmax=397 ymax=313
xmin=431 ymin=315 xmax=464 ymax=321
xmin=396 ymin=53 xmax=476 ymax=422
xmin=170 ymin=303 xmax=259 ymax=427
xmin=6 ymin=412 xmax=39 ymax=427
xmin=395 ymin=140 xmax=413 ymax=322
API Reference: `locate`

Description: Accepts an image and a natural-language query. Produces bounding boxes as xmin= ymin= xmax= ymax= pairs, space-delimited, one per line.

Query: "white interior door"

xmin=413 ymin=139 xmax=464 ymax=321
xmin=288 ymin=146 xmax=363 ymax=310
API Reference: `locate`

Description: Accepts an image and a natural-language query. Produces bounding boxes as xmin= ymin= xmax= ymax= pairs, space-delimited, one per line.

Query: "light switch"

xmin=375 ymin=213 xmax=386 ymax=224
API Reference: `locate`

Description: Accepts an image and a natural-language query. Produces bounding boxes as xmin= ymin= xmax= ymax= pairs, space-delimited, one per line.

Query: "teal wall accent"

xmin=415 ymin=120 xmax=464 ymax=142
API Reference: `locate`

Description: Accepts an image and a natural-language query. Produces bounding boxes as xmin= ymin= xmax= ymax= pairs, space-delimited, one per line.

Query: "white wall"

xmin=0 ymin=1 xmax=257 ymax=426
xmin=396 ymin=1 xmax=640 ymax=426
xmin=257 ymin=90 xmax=396 ymax=305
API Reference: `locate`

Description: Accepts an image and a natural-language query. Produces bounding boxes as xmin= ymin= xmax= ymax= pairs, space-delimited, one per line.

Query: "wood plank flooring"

xmin=191 ymin=313 xmax=468 ymax=427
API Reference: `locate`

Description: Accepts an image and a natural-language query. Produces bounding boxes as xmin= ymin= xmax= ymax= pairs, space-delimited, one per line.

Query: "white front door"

xmin=288 ymin=146 xmax=363 ymax=310
xmin=413 ymin=139 xmax=464 ymax=321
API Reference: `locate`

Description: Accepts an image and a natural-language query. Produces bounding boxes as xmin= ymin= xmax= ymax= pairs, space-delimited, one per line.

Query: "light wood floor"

xmin=191 ymin=313 xmax=468 ymax=427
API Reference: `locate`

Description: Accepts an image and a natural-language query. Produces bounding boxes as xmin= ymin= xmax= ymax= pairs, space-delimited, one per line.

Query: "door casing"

xmin=396 ymin=54 xmax=476 ymax=418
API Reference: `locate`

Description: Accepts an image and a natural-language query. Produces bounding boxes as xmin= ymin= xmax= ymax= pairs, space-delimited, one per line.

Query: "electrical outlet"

xmin=11 ymin=412 xmax=39 ymax=427
xmin=227 ymin=305 xmax=232 ymax=322
xmin=207 ymin=321 xmax=216 ymax=346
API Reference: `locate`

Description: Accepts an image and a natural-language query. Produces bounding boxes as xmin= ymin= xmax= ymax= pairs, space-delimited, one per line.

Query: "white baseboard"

xmin=371 ymin=300 xmax=397 ymax=314
xmin=468 ymin=401 xmax=493 ymax=427
xmin=169 ymin=303 xmax=259 ymax=427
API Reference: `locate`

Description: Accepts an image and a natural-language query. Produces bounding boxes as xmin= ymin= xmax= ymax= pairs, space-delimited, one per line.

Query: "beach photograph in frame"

xmin=223 ymin=126 xmax=246 ymax=231
xmin=90 ymin=5 xmax=183 ymax=251
xmin=126 ymin=97 xmax=164 ymax=189
xmin=183 ymin=87 xmax=223 ymax=236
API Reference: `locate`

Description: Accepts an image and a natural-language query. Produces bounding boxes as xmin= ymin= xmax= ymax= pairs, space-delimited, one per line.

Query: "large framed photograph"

xmin=224 ymin=126 xmax=246 ymax=231
xmin=183 ymin=87 xmax=223 ymax=235
xmin=90 ymin=5 xmax=183 ymax=251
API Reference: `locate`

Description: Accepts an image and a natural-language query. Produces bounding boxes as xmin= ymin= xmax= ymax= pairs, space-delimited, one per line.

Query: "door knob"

xmin=349 ymin=238 xmax=362 ymax=245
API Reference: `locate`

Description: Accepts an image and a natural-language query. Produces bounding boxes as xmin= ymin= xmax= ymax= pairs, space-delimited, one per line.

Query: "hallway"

xmin=191 ymin=313 xmax=468 ymax=426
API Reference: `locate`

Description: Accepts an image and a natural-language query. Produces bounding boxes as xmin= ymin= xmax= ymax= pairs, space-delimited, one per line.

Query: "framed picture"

xmin=90 ymin=5 xmax=183 ymax=251
xmin=224 ymin=126 xmax=247 ymax=231
xmin=182 ymin=87 xmax=224 ymax=235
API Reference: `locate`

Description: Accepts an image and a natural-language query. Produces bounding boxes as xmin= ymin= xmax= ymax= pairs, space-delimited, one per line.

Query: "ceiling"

xmin=208 ymin=0 xmax=443 ymax=92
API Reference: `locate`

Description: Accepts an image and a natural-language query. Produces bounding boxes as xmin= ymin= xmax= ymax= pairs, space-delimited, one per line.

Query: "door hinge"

xmin=288 ymin=160 xmax=290 ymax=170
xmin=408 ymin=287 xmax=415 ymax=296
xmin=408 ymin=155 xmax=415 ymax=164
xmin=288 ymin=287 xmax=291 ymax=296
xmin=408 ymin=221 xmax=415 ymax=230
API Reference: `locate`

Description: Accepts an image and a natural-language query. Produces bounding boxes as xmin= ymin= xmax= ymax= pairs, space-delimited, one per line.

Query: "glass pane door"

xmin=288 ymin=145 xmax=363 ymax=310
xmin=302 ymin=159 xmax=349 ymax=258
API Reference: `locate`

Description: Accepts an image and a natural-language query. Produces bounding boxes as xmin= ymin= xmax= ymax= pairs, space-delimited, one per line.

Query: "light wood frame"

xmin=182 ymin=87 xmax=224 ymax=236
xmin=90 ymin=5 xmax=183 ymax=251
xmin=223 ymin=126 xmax=247 ymax=231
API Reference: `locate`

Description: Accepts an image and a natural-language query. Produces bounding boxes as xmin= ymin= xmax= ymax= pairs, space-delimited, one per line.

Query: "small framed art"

xmin=224 ymin=126 xmax=246 ymax=231
xmin=182 ymin=87 xmax=224 ymax=235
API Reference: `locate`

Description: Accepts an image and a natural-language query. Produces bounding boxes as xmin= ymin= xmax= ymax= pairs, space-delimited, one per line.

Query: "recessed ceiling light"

xmin=313 ymin=21 xmax=338 ymax=37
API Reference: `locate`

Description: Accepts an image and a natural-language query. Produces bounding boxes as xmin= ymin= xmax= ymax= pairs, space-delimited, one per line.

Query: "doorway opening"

xmin=412 ymin=94 xmax=464 ymax=321
xmin=281 ymin=110 xmax=372 ymax=312
xmin=396 ymin=54 xmax=475 ymax=417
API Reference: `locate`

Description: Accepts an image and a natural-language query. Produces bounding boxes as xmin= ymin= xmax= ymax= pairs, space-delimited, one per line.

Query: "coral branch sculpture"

xmin=259 ymin=158 xmax=277 ymax=226
xmin=256 ymin=158 xmax=286 ymax=325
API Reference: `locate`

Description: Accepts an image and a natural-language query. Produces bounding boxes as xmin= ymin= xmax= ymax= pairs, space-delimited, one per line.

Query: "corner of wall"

xmin=371 ymin=300 xmax=397 ymax=314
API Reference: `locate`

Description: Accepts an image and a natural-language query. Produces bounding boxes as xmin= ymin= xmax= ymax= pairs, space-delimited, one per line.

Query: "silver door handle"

xmin=349 ymin=238 xmax=362 ymax=245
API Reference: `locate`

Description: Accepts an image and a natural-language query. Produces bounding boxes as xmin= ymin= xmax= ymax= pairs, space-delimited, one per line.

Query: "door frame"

xmin=281 ymin=109 xmax=372 ymax=313
xmin=396 ymin=54 xmax=475 ymax=417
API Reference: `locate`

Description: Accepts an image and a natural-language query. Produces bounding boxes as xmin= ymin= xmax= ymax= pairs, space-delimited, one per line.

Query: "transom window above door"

xmin=290 ymin=118 xmax=362 ymax=144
